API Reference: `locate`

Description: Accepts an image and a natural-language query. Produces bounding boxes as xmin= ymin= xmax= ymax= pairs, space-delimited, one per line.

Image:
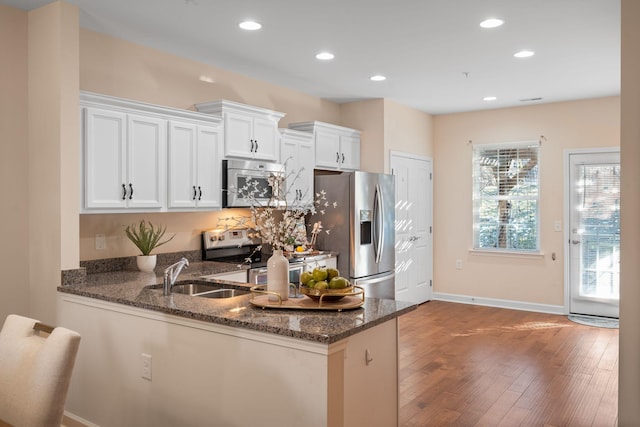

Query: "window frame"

xmin=472 ymin=140 xmax=541 ymax=253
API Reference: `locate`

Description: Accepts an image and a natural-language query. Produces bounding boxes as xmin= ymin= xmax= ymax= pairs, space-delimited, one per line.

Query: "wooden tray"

xmin=249 ymin=285 xmax=364 ymax=311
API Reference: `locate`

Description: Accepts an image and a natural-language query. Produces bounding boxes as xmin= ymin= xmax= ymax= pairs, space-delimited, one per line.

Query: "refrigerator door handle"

xmin=374 ymin=183 xmax=384 ymax=263
xmin=354 ymin=271 xmax=395 ymax=286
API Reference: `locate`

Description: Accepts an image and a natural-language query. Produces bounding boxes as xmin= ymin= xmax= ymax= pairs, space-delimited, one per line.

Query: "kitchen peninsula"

xmin=58 ymin=260 xmax=415 ymax=427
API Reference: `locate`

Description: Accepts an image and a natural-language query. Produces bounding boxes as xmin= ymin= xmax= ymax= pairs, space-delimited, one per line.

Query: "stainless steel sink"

xmin=169 ymin=283 xmax=248 ymax=298
xmin=197 ymin=289 xmax=248 ymax=298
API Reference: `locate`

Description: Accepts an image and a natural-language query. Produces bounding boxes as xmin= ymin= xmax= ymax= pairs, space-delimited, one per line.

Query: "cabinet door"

xmin=196 ymin=125 xmax=222 ymax=208
xmin=84 ymin=107 xmax=127 ymax=209
xmin=280 ymin=137 xmax=299 ymax=205
xmin=127 ymin=114 xmax=166 ymax=209
xmin=340 ymin=135 xmax=360 ymax=171
xmin=223 ymin=112 xmax=254 ymax=158
xmin=297 ymin=140 xmax=315 ymax=205
xmin=314 ymin=131 xmax=341 ymax=169
xmin=168 ymin=122 xmax=197 ymax=208
xmin=252 ymin=116 xmax=279 ymax=161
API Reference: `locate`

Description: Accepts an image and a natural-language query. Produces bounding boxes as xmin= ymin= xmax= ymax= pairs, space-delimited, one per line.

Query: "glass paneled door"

xmin=568 ymin=150 xmax=620 ymax=318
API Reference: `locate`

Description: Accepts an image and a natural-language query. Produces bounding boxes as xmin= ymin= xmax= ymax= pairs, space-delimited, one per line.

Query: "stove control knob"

xmin=219 ymin=235 xmax=225 ymax=241
xmin=210 ymin=236 xmax=217 ymax=241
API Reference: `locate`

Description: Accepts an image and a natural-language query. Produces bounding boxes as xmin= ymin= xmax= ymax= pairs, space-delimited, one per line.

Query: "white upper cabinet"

xmin=168 ymin=122 xmax=222 ymax=209
xmin=287 ymin=121 xmax=361 ymax=171
xmin=81 ymin=91 xmax=222 ymax=213
xmin=83 ymin=107 xmax=166 ymax=210
xmin=279 ymin=128 xmax=315 ymax=206
xmin=195 ymin=100 xmax=285 ymax=161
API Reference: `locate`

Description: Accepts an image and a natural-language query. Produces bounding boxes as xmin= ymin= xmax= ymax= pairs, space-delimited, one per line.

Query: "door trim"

xmin=563 ymin=147 xmax=621 ymax=315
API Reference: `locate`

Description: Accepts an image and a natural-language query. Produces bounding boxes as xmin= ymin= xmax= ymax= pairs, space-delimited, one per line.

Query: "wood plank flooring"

xmin=398 ymin=301 xmax=618 ymax=427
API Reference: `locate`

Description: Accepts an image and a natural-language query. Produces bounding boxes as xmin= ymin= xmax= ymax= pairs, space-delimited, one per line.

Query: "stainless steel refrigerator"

xmin=313 ymin=171 xmax=396 ymax=299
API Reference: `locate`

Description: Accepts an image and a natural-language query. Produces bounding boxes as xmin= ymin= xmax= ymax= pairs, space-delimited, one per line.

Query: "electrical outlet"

xmin=141 ymin=353 xmax=152 ymax=381
xmin=455 ymin=259 xmax=463 ymax=270
xmin=95 ymin=234 xmax=106 ymax=250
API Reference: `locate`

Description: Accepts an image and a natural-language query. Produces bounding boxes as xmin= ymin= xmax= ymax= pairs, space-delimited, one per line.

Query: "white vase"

xmin=136 ymin=255 xmax=157 ymax=272
xmin=267 ymin=249 xmax=289 ymax=302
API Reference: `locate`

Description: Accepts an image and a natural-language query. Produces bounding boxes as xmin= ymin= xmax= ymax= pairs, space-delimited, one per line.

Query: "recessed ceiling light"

xmin=483 ymin=96 xmax=497 ymax=101
xmin=315 ymin=52 xmax=335 ymax=60
xmin=480 ymin=18 xmax=504 ymax=28
xmin=239 ymin=20 xmax=262 ymax=31
xmin=514 ymin=50 xmax=535 ymax=58
xmin=370 ymin=75 xmax=386 ymax=82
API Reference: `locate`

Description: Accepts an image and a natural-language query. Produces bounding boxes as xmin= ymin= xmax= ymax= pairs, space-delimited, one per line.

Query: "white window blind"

xmin=473 ymin=141 xmax=540 ymax=251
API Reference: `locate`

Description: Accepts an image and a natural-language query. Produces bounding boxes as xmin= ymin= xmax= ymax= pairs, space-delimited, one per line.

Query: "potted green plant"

xmin=125 ymin=220 xmax=175 ymax=272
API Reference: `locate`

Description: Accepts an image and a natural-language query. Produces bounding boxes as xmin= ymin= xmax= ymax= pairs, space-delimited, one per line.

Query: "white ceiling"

xmin=3 ymin=0 xmax=620 ymax=115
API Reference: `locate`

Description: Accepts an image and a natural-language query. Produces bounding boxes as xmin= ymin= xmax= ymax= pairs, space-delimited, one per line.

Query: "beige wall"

xmin=28 ymin=1 xmax=79 ymax=323
xmin=433 ymin=96 xmax=620 ymax=307
xmin=80 ymin=29 xmax=341 ymax=126
xmin=341 ymin=99 xmax=385 ymax=173
xmin=0 ymin=5 xmax=29 ymax=320
xmin=619 ymin=0 xmax=640 ymax=423
xmin=340 ymin=98 xmax=434 ymax=174
xmin=384 ymin=99 xmax=434 ymax=167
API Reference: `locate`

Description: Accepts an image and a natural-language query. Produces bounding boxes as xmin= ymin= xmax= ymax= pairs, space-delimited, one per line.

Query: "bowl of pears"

xmin=299 ymin=267 xmax=353 ymax=302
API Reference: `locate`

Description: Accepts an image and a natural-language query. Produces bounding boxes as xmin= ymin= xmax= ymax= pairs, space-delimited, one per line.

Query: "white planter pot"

xmin=136 ymin=255 xmax=157 ymax=272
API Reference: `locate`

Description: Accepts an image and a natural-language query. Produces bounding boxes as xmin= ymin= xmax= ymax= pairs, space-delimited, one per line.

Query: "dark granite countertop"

xmin=58 ymin=261 xmax=416 ymax=344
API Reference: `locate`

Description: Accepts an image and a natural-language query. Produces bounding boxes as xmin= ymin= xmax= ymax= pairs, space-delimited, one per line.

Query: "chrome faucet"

xmin=163 ymin=257 xmax=189 ymax=295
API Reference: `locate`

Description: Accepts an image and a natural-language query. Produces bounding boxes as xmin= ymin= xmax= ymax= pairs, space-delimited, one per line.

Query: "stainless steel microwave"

xmin=222 ymin=159 xmax=286 ymax=208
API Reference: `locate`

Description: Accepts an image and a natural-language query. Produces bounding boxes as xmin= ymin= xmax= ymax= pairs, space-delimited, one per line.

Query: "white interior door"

xmin=391 ymin=152 xmax=433 ymax=304
xmin=567 ymin=150 xmax=620 ymax=318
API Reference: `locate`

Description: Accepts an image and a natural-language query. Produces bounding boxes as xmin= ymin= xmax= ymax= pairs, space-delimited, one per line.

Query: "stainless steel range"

xmin=202 ymin=228 xmax=262 ymax=265
xmin=201 ymin=228 xmax=334 ymax=288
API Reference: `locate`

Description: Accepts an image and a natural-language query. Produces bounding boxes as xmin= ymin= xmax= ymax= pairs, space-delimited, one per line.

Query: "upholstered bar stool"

xmin=0 ymin=314 xmax=81 ymax=427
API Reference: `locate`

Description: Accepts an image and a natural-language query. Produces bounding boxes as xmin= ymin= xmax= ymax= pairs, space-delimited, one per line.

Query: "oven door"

xmin=249 ymin=264 xmax=304 ymax=294
xmin=223 ymin=160 xmax=285 ymax=207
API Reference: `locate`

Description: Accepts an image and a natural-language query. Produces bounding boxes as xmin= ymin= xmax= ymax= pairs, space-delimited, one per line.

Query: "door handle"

xmin=571 ymin=239 xmax=581 ymax=245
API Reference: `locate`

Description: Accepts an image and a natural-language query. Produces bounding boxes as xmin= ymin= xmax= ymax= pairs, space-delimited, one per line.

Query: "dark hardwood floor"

xmin=398 ymin=301 xmax=618 ymax=427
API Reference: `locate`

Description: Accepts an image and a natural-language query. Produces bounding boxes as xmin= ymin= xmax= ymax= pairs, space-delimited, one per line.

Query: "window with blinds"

xmin=473 ymin=141 xmax=540 ymax=251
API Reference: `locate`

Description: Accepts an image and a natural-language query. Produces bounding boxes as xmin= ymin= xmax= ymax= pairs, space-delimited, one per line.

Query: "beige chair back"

xmin=0 ymin=314 xmax=81 ymax=427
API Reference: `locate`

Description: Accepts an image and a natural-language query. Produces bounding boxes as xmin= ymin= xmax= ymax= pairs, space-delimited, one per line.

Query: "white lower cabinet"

xmin=168 ymin=121 xmax=222 ymax=209
xmin=202 ymin=269 xmax=248 ymax=283
xmin=303 ymin=256 xmax=338 ymax=271
xmin=279 ymin=128 xmax=315 ymax=206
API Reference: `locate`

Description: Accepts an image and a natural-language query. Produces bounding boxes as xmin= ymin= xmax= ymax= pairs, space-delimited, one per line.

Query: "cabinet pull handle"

xmin=122 ymin=183 xmax=127 ymax=200
xmin=336 ymin=152 xmax=340 ymax=163
xmin=342 ymin=153 xmax=345 ymax=163
xmin=250 ymin=139 xmax=255 ymax=152
xmin=193 ymin=186 xmax=197 ymax=200
xmin=129 ymin=183 xmax=133 ymax=200
xmin=198 ymin=186 xmax=202 ymax=200
xmin=255 ymin=140 xmax=259 ymax=152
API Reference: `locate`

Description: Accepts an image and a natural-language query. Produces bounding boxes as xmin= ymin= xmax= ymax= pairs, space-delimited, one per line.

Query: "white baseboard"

xmin=63 ymin=411 xmax=99 ymax=427
xmin=432 ymin=292 xmax=566 ymax=315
